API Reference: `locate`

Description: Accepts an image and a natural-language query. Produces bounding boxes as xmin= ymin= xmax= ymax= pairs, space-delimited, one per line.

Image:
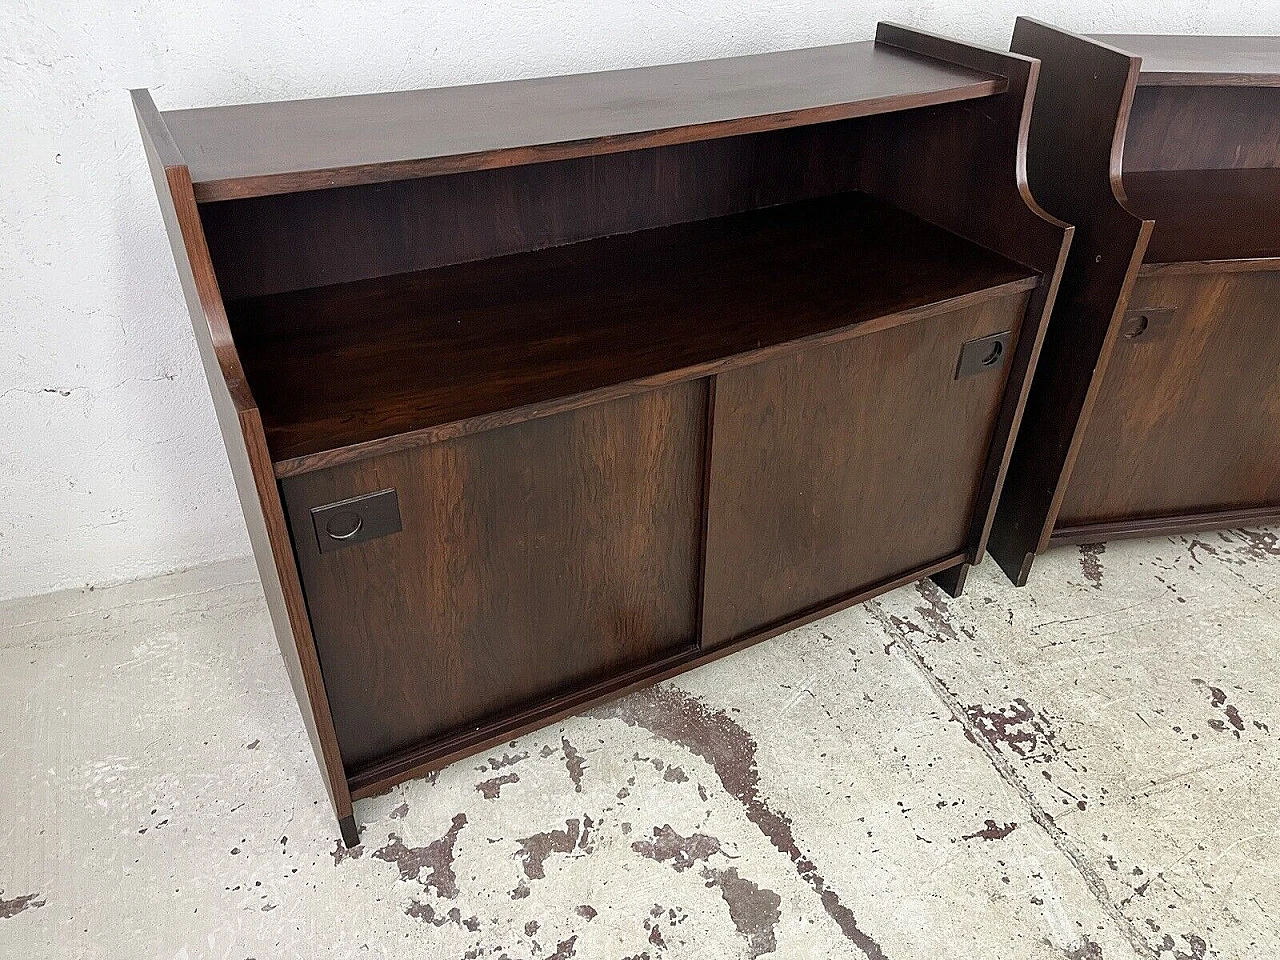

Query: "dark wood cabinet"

xmin=134 ymin=23 xmax=1070 ymax=844
xmin=990 ymin=22 xmax=1280 ymax=583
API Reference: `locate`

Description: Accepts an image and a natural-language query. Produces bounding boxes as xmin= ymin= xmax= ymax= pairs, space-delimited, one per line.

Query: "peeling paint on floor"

xmin=1 ymin=528 xmax=1277 ymax=958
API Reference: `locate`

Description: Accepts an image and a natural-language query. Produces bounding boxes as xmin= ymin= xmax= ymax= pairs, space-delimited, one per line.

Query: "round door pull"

xmin=308 ymin=489 xmax=401 ymax=553
xmin=955 ymin=331 xmax=1012 ymax=379
xmin=1120 ymin=307 xmax=1174 ymax=343
xmin=325 ymin=510 xmax=364 ymax=540
xmin=1123 ymin=315 xmax=1149 ymax=339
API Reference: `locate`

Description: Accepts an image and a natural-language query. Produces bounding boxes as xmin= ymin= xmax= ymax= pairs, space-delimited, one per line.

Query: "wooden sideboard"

xmin=991 ymin=21 xmax=1280 ymax=583
xmin=134 ymin=23 xmax=1070 ymax=844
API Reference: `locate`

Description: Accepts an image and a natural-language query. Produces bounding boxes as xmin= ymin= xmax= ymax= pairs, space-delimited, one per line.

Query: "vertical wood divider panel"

xmin=131 ymin=90 xmax=356 ymax=843
xmin=987 ymin=20 xmax=1154 ymax=583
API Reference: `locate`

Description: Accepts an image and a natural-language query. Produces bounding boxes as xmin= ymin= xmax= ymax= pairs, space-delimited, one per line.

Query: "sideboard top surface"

xmin=1093 ymin=34 xmax=1280 ymax=86
xmin=160 ymin=41 xmax=1004 ymax=202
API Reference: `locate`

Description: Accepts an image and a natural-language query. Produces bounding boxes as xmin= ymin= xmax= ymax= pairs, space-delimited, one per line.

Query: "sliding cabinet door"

xmin=701 ymin=294 xmax=1027 ymax=648
xmin=282 ymin=382 xmax=707 ymax=771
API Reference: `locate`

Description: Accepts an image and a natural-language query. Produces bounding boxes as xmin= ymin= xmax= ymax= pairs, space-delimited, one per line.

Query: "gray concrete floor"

xmin=2 ymin=529 xmax=1278 ymax=959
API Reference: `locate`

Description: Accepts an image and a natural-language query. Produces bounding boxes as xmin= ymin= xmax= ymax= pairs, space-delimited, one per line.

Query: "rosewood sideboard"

xmin=134 ymin=23 xmax=1070 ymax=844
xmin=990 ymin=21 xmax=1280 ymax=584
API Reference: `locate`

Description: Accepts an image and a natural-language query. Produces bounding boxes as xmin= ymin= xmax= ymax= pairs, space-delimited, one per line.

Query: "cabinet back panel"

xmin=1125 ymin=86 xmax=1280 ymax=172
xmin=1060 ymin=270 xmax=1280 ymax=526
xmin=281 ymin=381 xmax=707 ymax=771
xmin=701 ymin=293 xmax=1028 ymax=648
xmin=202 ymin=124 xmax=864 ymax=302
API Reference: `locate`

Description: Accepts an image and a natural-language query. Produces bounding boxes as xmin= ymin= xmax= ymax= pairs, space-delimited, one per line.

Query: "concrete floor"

xmin=2 ymin=529 xmax=1278 ymax=959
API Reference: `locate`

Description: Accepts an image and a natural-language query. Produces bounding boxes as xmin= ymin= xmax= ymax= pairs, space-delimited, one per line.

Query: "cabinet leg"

xmin=930 ymin=562 xmax=969 ymax=598
xmin=339 ymin=814 xmax=361 ymax=849
xmin=990 ymin=547 xmax=1036 ymax=587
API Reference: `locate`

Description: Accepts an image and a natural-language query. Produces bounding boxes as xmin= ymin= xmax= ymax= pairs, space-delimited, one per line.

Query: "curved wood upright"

xmin=994 ymin=21 xmax=1280 ymax=583
xmin=132 ymin=91 xmax=357 ymax=843
xmin=134 ymin=25 xmax=1069 ymax=844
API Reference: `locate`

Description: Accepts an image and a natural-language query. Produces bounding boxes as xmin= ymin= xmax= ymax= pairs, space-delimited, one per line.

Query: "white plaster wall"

xmin=1 ymin=1 xmax=1274 ymax=602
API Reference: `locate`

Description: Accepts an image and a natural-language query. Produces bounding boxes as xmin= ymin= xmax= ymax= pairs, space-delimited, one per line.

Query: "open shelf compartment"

xmin=1125 ymin=168 xmax=1280 ymax=263
xmin=163 ymin=41 xmax=1005 ymax=201
xmin=226 ymin=190 xmax=1039 ymax=474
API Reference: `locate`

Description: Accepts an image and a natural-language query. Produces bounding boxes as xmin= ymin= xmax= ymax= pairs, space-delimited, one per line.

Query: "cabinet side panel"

xmin=701 ymin=293 xmax=1027 ymax=648
xmin=865 ymin=26 xmax=1074 ymax=570
xmin=1059 ymin=270 xmax=1280 ymax=526
xmin=868 ymin=25 xmax=1068 ymax=273
xmin=282 ymin=382 xmax=707 ymax=771
xmin=132 ymin=91 xmax=352 ymax=821
xmin=989 ymin=21 xmax=1152 ymax=582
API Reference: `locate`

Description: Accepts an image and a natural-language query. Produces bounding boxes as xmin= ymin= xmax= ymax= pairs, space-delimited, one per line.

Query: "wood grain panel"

xmin=1125 ymin=86 xmax=1280 ymax=171
xmin=989 ymin=20 xmax=1153 ymax=583
xmin=701 ymin=293 xmax=1028 ymax=648
xmin=201 ymin=127 xmax=864 ymax=300
xmin=282 ymin=382 xmax=707 ymax=771
xmin=1059 ymin=269 xmax=1280 ymax=526
xmin=162 ymin=41 xmax=1004 ymax=201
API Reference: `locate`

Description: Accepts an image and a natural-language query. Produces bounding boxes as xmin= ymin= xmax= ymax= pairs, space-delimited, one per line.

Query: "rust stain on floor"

xmin=594 ymin=684 xmax=889 ymax=960
xmin=0 ymin=893 xmax=45 ymax=920
xmin=373 ymin=812 xmax=469 ymax=896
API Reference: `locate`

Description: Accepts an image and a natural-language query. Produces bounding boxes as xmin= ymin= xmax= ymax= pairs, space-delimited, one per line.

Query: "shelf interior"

xmin=226 ymin=191 xmax=1038 ymax=471
xmin=1125 ymin=168 xmax=1280 ymax=262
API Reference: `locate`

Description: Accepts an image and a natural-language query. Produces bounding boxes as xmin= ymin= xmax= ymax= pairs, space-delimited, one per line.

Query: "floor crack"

xmin=866 ymin=598 xmax=1161 ymax=960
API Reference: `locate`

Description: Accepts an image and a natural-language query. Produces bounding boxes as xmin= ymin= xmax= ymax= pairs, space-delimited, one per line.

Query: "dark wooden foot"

xmin=989 ymin=546 xmax=1035 ymax=587
xmin=930 ymin=561 xmax=970 ymax=598
xmin=339 ymin=814 xmax=361 ymax=849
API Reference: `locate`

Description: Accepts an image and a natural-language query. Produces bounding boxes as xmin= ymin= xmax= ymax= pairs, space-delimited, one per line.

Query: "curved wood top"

xmin=131 ymin=89 xmax=256 ymax=412
xmin=159 ymin=40 xmax=1006 ymax=202
xmin=1094 ymin=34 xmax=1280 ymax=86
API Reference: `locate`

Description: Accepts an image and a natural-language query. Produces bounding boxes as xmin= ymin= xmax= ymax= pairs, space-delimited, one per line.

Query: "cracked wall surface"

xmin=4 ymin=1 xmax=1280 ymax=601
xmin=1 ymin=528 xmax=1277 ymax=958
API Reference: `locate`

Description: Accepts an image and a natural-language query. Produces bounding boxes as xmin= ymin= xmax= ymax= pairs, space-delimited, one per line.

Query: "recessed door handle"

xmin=1120 ymin=307 xmax=1175 ymax=343
xmin=310 ymin=489 xmax=401 ymax=553
xmin=955 ymin=331 xmax=1012 ymax=379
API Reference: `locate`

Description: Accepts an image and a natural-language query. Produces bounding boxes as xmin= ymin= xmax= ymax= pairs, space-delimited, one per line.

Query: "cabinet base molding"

xmin=1049 ymin=506 xmax=1280 ymax=548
